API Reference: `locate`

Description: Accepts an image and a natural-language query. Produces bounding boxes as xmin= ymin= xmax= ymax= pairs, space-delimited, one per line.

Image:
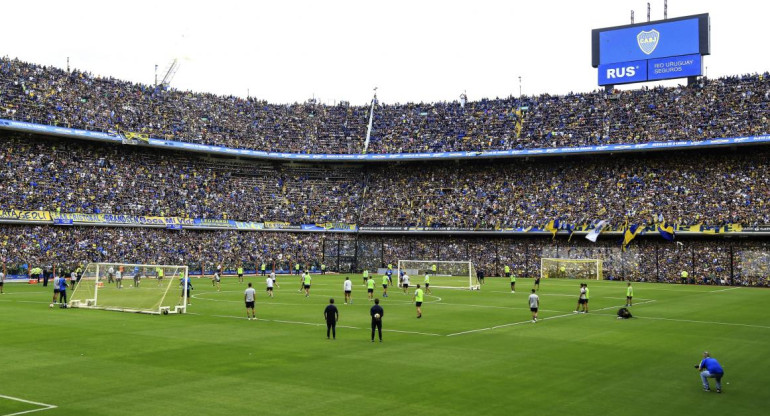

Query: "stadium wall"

xmin=3 ymin=118 xmax=770 ymax=162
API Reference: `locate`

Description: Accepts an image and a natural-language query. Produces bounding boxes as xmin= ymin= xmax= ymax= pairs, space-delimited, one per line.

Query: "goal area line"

xmin=0 ymin=394 xmax=57 ymax=416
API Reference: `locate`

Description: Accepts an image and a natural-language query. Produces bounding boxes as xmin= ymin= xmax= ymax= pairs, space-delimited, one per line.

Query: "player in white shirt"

xmin=401 ymin=273 xmax=410 ymax=294
xmin=244 ymin=283 xmax=257 ymax=320
xmin=266 ymin=275 xmax=274 ymax=298
xmin=343 ymin=276 xmax=353 ymax=305
xmin=115 ymin=270 xmax=123 ymax=289
xmin=270 ymin=271 xmax=278 ymax=288
xmin=0 ymin=271 xmax=5 ymax=294
xmin=107 ymin=266 xmax=115 ymax=284
xmin=213 ymin=272 xmax=221 ymax=292
xmin=528 ymin=289 xmax=540 ymax=323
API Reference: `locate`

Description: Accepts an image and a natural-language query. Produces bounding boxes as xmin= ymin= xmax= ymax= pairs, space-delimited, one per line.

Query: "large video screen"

xmin=592 ymin=14 xmax=709 ymax=86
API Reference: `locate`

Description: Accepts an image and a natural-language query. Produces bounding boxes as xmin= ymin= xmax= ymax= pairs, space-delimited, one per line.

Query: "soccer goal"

xmin=69 ymin=263 xmax=189 ymax=314
xmin=540 ymin=258 xmax=603 ymax=280
xmin=397 ymin=260 xmax=476 ymax=290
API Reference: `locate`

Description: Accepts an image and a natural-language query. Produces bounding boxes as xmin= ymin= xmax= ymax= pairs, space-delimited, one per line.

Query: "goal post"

xmin=540 ymin=258 xmax=603 ymax=281
xmin=69 ymin=263 xmax=189 ymax=314
xmin=397 ymin=260 xmax=476 ymax=290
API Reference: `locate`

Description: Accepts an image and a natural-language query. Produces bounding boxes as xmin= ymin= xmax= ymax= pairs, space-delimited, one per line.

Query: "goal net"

xmin=69 ymin=263 xmax=189 ymax=314
xmin=397 ymin=260 xmax=476 ymax=290
xmin=540 ymin=258 xmax=603 ymax=280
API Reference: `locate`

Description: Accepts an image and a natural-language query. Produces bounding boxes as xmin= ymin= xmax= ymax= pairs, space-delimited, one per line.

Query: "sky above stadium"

xmin=4 ymin=0 xmax=767 ymax=105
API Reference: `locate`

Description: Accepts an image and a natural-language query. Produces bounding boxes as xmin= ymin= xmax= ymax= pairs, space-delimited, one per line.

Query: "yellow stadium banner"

xmin=264 ymin=221 xmax=292 ymax=229
xmin=317 ymin=222 xmax=357 ymax=231
xmin=0 ymin=209 xmax=51 ymax=222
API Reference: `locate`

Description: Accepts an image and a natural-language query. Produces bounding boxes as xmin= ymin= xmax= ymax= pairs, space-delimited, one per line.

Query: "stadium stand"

xmin=2 ymin=56 xmax=769 ymax=153
xmin=1 ymin=57 xmax=768 ymax=287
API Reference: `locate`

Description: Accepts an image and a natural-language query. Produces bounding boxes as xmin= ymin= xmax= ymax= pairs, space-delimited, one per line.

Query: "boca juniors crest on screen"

xmin=592 ymin=14 xmax=710 ymax=86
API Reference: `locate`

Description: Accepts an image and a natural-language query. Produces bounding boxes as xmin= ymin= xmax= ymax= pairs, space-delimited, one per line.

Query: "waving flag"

xmin=622 ymin=224 xmax=644 ymax=251
xmin=585 ymin=220 xmax=608 ymax=243
xmin=657 ymin=221 xmax=675 ymax=241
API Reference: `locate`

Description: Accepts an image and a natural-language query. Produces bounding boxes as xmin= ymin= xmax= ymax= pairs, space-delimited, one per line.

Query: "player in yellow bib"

xmin=510 ymin=273 xmax=516 ymax=293
xmin=626 ymin=282 xmax=633 ymax=307
xmin=362 ymin=269 xmax=369 ymax=285
xmin=367 ymin=276 xmax=375 ymax=301
xmin=382 ymin=275 xmax=389 ymax=298
xmin=424 ymin=273 xmax=431 ymax=294
xmin=237 ymin=266 xmax=244 ymax=283
xmin=413 ymin=284 xmax=424 ymax=318
xmin=303 ymin=273 xmax=312 ymax=297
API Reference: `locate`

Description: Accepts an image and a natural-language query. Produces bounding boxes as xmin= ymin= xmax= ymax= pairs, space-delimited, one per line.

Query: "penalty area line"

xmin=0 ymin=394 xmax=57 ymax=416
xmin=446 ymin=300 xmax=656 ymax=337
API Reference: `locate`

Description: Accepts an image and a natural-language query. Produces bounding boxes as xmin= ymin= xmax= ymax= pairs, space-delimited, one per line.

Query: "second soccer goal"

xmin=540 ymin=258 xmax=603 ymax=280
xmin=397 ymin=260 xmax=477 ymax=289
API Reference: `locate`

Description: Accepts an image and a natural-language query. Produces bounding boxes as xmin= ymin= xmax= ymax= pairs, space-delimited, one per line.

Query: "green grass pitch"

xmin=1 ymin=275 xmax=768 ymax=415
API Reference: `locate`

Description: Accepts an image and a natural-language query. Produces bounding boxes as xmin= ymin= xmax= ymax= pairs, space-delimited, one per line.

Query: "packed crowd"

xmin=3 ymin=133 xmax=769 ymax=229
xmin=0 ymin=134 xmax=363 ymax=223
xmin=0 ymin=225 xmax=323 ymax=274
xmin=1 ymin=225 xmax=766 ymax=286
xmin=361 ymin=150 xmax=770 ymax=228
xmin=2 ymin=56 xmax=770 ymax=154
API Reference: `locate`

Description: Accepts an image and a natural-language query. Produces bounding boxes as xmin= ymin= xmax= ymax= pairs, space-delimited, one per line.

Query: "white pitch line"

xmin=704 ymin=287 xmax=741 ymax=294
xmin=589 ymin=313 xmax=770 ymax=330
xmin=446 ymin=300 xmax=656 ymax=337
xmin=0 ymin=394 xmax=57 ymax=416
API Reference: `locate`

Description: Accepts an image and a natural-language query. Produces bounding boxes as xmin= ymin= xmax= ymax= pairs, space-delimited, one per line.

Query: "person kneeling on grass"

xmin=697 ymin=351 xmax=725 ymax=393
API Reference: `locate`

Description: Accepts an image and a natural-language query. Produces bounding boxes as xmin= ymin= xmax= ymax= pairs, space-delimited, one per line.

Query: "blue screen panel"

xmin=598 ymin=60 xmax=647 ymax=86
xmin=599 ymin=18 xmax=700 ymax=65
xmin=647 ymin=54 xmax=702 ymax=80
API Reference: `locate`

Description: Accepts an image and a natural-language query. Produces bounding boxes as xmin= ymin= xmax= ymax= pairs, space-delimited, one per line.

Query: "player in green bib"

xmin=237 ymin=266 xmax=244 ymax=283
xmin=363 ymin=269 xmax=369 ymax=284
xmin=382 ymin=275 xmax=389 ymax=297
xmin=510 ymin=273 xmax=516 ymax=293
xmin=260 ymin=262 xmax=266 ymax=276
xmin=367 ymin=276 xmax=375 ymax=301
xmin=303 ymin=273 xmax=312 ymax=297
xmin=413 ymin=284 xmax=424 ymax=318
xmin=625 ymin=282 xmax=633 ymax=307
xmin=504 ymin=265 xmax=511 ymax=278
xmin=424 ymin=273 xmax=431 ymax=294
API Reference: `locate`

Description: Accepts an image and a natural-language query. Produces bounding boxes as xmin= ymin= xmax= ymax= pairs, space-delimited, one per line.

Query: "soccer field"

xmin=1 ymin=276 xmax=768 ymax=416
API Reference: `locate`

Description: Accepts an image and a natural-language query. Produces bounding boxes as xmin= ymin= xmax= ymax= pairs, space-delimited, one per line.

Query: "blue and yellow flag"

xmin=544 ymin=219 xmax=559 ymax=239
xmin=124 ymin=131 xmax=150 ymax=143
xmin=622 ymin=223 xmax=644 ymax=251
xmin=657 ymin=221 xmax=675 ymax=241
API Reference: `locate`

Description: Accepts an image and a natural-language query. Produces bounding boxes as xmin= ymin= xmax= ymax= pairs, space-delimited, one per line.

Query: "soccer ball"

xmin=374 ymin=313 xmax=381 ymax=319
xmin=49 ymin=303 xmax=54 ymax=308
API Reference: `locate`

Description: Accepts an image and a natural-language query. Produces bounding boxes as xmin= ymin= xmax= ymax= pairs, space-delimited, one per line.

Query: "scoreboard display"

xmin=592 ymin=14 xmax=710 ymax=86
